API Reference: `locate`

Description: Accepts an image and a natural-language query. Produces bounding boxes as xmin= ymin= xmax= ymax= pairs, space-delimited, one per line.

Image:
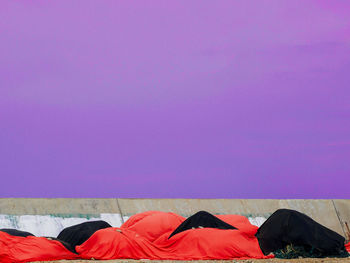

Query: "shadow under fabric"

xmin=168 ymin=211 xmax=237 ymax=238
xmin=255 ymin=209 xmax=348 ymax=258
xmin=0 ymin=229 xmax=34 ymax=237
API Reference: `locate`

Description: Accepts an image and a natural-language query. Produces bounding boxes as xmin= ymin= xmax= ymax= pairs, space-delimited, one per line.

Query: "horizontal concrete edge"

xmin=0 ymin=198 xmax=121 ymax=215
xmin=0 ymin=198 xmax=348 ymax=237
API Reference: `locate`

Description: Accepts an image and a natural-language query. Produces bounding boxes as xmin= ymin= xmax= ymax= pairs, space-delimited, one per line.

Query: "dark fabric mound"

xmin=168 ymin=211 xmax=236 ymax=238
xmin=256 ymin=209 xmax=347 ymax=258
xmin=0 ymin=228 xmax=34 ymax=237
xmin=57 ymin=220 xmax=112 ymax=250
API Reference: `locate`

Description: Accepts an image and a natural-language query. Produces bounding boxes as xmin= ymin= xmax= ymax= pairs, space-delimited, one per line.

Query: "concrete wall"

xmin=0 ymin=198 xmax=349 ymax=239
xmin=333 ymin=200 xmax=350 ymax=240
xmin=0 ymin=198 xmax=120 ymax=216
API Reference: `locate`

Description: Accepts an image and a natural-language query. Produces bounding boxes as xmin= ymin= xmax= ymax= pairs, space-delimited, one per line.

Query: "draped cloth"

xmin=0 ymin=231 xmax=79 ymax=263
xmin=256 ymin=209 xmax=347 ymax=258
xmin=76 ymin=211 xmax=271 ymax=260
xmin=168 ymin=210 xmax=236 ymax=238
xmin=1 ymin=209 xmax=347 ymax=262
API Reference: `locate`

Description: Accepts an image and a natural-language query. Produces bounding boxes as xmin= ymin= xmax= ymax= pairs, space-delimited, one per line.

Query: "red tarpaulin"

xmin=346 ymin=242 xmax=350 ymax=253
xmin=0 ymin=231 xmax=79 ymax=263
xmin=77 ymin=211 xmax=272 ymax=260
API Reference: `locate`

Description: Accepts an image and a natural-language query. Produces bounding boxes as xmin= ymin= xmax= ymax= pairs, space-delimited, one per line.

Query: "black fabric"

xmin=44 ymin=237 xmax=77 ymax=254
xmin=168 ymin=211 xmax=236 ymax=238
xmin=57 ymin=220 xmax=111 ymax=250
xmin=256 ymin=209 xmax=347 ymax=257
xmin=0 ymin=228 xmax=34 ymax=237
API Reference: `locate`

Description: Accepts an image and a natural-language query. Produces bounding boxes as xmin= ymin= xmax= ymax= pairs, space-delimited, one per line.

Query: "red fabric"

xmin=216 ymin=214 xmax=258 ymax=236
xmin=121 ymin=211 xmax=185 ymax=242
xmin=345 ymin=242 xmax=350 ymax=253
xmin=77 ymin=211 xmax=272 ymax=260
xmin=0 ymin=232 xmax=79 ymax=263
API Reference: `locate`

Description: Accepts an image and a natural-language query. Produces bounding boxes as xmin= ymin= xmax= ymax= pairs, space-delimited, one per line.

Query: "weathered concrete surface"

xmin=0 ymin=198 xmax=121 ymax=215
xmin=0 ymin=198 xmax=348 ymax=236
xmin=118 ymin=199 xmax=345 ymax=236
xmin=333 ymin=200 xmax=350 ymax=240
xmin=118 ymin=199 xmax=282 ymax=217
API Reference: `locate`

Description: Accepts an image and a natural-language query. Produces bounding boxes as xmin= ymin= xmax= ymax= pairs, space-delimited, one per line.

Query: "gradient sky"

xmin=1 ymin=0 xmax=349 ymax=198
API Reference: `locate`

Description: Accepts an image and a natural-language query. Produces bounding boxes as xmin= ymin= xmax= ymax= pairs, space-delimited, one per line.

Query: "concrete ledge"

xmin=118 ymin=199 xmax=345 ymax=236
xmin=118 ymin=198 xmax=282 ymax=217
xmin=0 ymin=198 xmax=121 ymax=215
xmin=0 ymin=198 xmax=349 ymax=237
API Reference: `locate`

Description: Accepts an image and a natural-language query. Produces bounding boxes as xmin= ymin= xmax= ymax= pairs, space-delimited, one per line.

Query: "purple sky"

xmin=1 ymin=1 xmax=349 ymax=198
